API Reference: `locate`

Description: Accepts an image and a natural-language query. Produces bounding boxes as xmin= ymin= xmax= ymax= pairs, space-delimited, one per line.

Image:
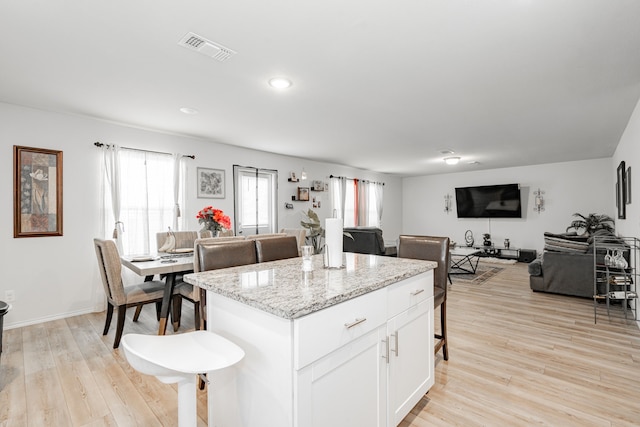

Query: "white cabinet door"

xmin=387 ymin=298 xmax=434 ymax=426
xmin=296 ymin=325 xmax=387 ymax=427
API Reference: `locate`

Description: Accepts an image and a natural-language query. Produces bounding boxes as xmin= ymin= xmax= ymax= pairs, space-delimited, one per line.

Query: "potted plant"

xmin=300 ymin=209 xmax=324 ymax=254
xmin=566 ymin=213 xmax=615 ymax=236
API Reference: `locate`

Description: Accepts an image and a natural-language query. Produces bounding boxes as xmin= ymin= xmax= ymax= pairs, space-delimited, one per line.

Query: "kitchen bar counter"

xmin=184 ymin=252 xmax=436 ymax=427
xmin=184 ymin=252 xmax=436 ymax=319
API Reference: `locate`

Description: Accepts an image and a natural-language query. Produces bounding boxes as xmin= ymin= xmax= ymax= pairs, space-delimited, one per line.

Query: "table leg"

xmin=158 ymin=273 xmax=176 ymax=335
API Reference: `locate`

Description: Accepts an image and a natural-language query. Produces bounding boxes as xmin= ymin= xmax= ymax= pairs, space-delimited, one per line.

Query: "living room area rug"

xmin=478 ymin=257 xmax=517 ymax=265
xmin=450 ymin=264 xmax=505 ymax=285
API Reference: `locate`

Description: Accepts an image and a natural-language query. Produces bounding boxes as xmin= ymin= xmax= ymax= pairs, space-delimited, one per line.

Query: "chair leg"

xmin=194 ymin=301 xmax=201 ymax=331
xmin=132 ymin=304 xmax=143 ymax=322
xmin=434 ymin=301 xmax=448 ymax=361
xmin=172 ymin=295 xmax=183 ymax=332
xmin=155 ymin=301 xmax=162 ymax=321
xmin=200 ymin=289 xmax=207 ymax=330
xmin=113 ymin=305 xmax=127 ymax=349
xmin=103 ymin=302 xmax=114 ymax=335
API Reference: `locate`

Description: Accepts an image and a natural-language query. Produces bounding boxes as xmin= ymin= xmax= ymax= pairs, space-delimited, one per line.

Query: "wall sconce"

xmin=444 ymin=194 xmax=453 ymax=213
xmin=300 ymin=168 xmax=307 ymax=180
xmin=533 ymin=188 xmax=545 ymax=213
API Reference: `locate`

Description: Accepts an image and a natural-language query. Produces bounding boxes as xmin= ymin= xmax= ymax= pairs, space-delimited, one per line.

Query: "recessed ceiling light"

xmin=269 ymin=77 xmax=292 ymax=89
xmin=468 ymin=161 xmax=480 ymax=165
xmin=444 ymin=157 xmax=461 ymax=165
xmin=179 ymin=107 xmax=199 ymax=115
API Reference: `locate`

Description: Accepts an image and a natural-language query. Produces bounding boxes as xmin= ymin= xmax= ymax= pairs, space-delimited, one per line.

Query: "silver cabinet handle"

xmin=344 ymin=317 xmax=367 ymax=329
xmin=391 ymin=331 xmax=399 ymax=357
xmin=381 ymin=337 xmax=389 ymax=363
xmin=411 ymin=289 xmax=425 ymax=296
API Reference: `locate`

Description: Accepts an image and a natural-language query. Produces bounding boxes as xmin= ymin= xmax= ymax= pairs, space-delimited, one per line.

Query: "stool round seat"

xmin=121 ymin=331 xmax=244 ymax=427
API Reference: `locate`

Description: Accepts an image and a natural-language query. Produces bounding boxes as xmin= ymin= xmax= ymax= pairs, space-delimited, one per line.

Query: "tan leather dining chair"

xmin=190 ymin=236 xmax=250 ymax=330
xmin=255 ymin=236 xmax=300 ymax=263
xmin=398 ymin=235 xmax=451 ymax=360
xmin=280 ymin=228 xmax=307 ymax=255
xmin=93 ymin=238 xmax=166 ymax=349
xmin=171 ymin=235 xmax=244 ymax=331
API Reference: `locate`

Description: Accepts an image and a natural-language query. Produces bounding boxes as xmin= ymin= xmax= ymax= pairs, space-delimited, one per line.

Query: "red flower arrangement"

xmin=196 ymin=206 xmax=231 ymax=233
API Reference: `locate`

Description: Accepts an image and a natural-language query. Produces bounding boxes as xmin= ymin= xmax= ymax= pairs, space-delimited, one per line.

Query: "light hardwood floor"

xmin=1 ymin=262 xmax=639 ymax=426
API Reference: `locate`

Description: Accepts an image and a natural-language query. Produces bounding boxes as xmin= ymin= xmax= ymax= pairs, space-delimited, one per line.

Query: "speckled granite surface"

xmin=183 ymin=253 xmax=436 ymax=319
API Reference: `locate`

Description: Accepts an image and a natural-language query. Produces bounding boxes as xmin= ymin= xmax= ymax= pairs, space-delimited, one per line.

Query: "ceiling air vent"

xmin=178 ymin=32 xmax=236 ymax=62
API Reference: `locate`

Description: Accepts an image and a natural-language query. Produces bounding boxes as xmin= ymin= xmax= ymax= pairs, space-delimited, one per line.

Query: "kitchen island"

xmin=184 ymin=252 xmax=436 ymax=427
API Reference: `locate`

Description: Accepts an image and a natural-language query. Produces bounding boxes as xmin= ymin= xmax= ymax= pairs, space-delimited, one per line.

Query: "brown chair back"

xmin=193 ymin=236 xmax=247 ymax=272
xmin=398 ymin=235 xmax=450 ymax=303
xmin=256 ymin=236 xmax=300 ymax=263
xmin=93 ymin=238 xmax=126 ymax=305
xmin=197 ymin=239 xmax=257 ymax=272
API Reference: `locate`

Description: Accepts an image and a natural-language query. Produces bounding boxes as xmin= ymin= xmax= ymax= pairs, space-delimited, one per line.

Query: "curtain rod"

xmin=94 ymin=142 xmax=195 ymax=159
xmin=329 ymin=174 xmax=385 ymax=186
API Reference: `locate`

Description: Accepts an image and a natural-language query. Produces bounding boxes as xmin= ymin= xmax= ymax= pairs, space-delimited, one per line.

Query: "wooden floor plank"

xmin=1 ymin=262 xmax=639 ymax=426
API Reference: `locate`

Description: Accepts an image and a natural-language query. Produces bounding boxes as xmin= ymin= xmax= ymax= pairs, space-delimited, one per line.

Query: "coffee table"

xmin=450 ymin=246 xmax=481 ymax=276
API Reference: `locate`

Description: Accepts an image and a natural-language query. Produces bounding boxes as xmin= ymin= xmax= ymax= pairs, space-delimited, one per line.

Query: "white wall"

xmin=613 ymin=97 xmax=640 ymax=239
xmin=0 ymin=102 xmax=401 ymax=328
xmin=402 ymin=158 xmax=614 ymax=254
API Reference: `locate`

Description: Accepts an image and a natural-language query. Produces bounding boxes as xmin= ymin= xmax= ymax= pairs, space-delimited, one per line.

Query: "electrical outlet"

xmin=5 ymin=290 xmax=15 ymax=302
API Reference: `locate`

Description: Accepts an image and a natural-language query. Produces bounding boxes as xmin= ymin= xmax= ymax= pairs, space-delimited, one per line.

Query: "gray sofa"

xmin=529 ymin=230 xmax=619 ymax=298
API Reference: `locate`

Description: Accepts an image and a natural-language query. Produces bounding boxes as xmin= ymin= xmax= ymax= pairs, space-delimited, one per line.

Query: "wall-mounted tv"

xmin=455 ymin=184 xmax=522 ymax=218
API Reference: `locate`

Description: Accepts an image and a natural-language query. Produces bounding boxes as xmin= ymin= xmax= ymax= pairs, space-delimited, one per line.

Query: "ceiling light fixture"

xmin=179 ymin=107 xmax=199 ymax=115
xmin=444 ymin=156 xmax=460 ymax=165
xmin=269 ymin=77 xmax=292 ymax=89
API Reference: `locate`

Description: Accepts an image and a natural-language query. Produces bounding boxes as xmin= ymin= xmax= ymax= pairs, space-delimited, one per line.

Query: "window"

xmin=330 ymin=176 xmax=383 ymax=228
xmin=233 ymin=165 xmax=278 ymax=235
xmin=102 ymin=147 xmax=184 ymax=256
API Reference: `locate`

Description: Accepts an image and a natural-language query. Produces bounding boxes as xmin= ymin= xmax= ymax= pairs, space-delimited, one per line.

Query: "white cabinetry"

xmin=207 ymin=271 xmax=434 ymax=427
xmin=386 ymin=274 xmax=434 ymax=426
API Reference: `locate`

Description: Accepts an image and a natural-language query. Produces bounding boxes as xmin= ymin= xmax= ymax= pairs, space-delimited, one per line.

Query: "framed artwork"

xmin=197 ymin=167 xmax=225 ymax=199
xmin=617 ymin=160 xmax=626 ymax=219
xmin=298 ymin=187 xmax=310 ymax=201
xmin=626 ymin=166 xmax=632 ymax=204
xmin=14 ymin=145 xmax=63 ymax=237
xmin=312 ymin=180 xmax=324 ymax=191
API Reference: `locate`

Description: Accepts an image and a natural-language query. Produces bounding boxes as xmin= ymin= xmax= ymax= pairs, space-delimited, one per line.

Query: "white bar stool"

xmin=121 ymin=330 xmax=244 ymax=427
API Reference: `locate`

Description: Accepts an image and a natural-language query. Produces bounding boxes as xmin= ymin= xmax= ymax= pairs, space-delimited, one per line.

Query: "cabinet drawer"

xmin=294 ymin=289 xmax=386 ymax=369
xmin=387 ymin=272 xmax=433 ymax=319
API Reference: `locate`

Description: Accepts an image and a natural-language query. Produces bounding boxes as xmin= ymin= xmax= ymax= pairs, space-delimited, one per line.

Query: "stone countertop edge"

xmin=184 ymin=253 xmax=436 ymax=320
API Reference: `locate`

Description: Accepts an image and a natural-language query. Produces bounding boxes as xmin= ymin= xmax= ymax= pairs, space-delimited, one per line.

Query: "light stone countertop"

xmin=183 ymin=252 xmax=436 ymax=319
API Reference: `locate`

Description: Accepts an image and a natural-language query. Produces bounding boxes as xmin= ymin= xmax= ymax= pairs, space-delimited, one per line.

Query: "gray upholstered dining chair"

xmin=255 ymin=236 xmax=300 ymax=263
xmin=156 ymin=230 xmax=212 ymax=253
xmin=93 ymin=238 xmax=166 ymax=349
xmin=398 ymin=235 xmax=451 ymax=360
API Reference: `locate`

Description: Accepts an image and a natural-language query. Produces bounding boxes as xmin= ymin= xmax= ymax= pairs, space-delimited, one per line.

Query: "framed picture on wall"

xmin=197 ymin=167 xmax=225 ymax=199
xmin=14 ymin=145 xmax=63 ymax=237
xmin=617 ymin=160 xmax=626 ymax=219
xmin=298 ymin=187 xmax=310 ymax=201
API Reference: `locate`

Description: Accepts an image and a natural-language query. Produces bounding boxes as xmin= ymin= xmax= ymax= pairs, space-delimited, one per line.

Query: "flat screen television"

xmin=455 ymin=184 xmax=522 ymax=218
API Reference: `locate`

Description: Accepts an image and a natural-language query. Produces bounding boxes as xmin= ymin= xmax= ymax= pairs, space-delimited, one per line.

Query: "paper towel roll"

xmin=325 ymin=218 xmax=343 ymax=268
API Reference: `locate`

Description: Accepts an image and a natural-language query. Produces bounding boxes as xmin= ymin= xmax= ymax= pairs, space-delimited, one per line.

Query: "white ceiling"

xmin=1 ymin=0 xmax=640 ymax=176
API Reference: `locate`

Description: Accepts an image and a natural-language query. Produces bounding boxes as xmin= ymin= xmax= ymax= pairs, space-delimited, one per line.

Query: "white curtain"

xmin=103 ymin=149 xmax=180 ymax=256
xmin=101 ymin=145 xmax=123 ymax=253
xmin=172 ymin=153 xmax=182 ymax=230
xmin=357 ymin=180 xmax=368 ymax=226
xmin=330 ymin=176 xmax=348 ymax=220
xmin=374 ymin=182 xmax=384 ymax=227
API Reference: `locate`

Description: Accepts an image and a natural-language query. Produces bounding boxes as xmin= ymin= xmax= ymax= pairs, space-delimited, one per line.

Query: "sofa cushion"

xmin=543 ymin=232 xmax=589 ymax=253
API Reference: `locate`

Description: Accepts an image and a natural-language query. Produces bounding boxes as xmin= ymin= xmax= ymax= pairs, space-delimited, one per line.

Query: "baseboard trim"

xmin=3 ymin=307 xmax=102 ymax=330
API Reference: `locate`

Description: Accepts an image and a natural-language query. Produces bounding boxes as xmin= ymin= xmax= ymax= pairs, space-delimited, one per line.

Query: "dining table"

xmin=120 ymin=253 xmax=194 ymax=335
